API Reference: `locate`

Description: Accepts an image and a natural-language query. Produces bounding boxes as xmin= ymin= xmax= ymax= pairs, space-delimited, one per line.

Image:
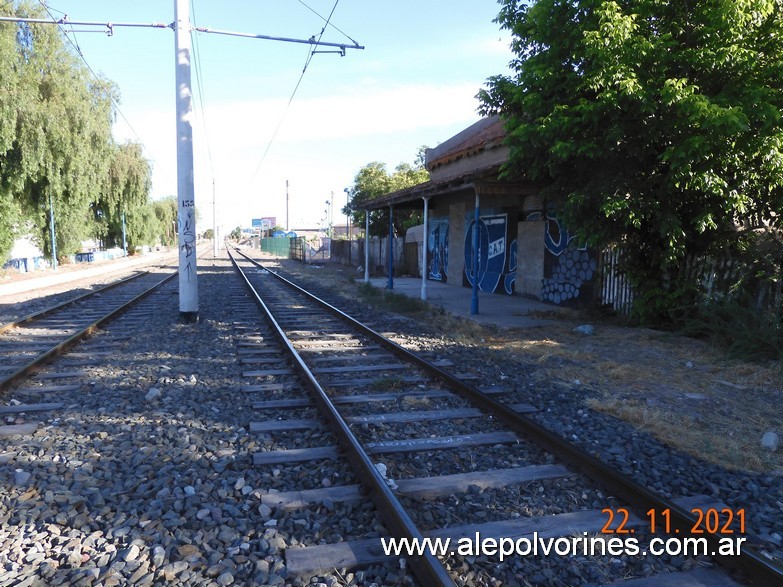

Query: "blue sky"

xmin=42 ymin=1 xmax=512 ymax=233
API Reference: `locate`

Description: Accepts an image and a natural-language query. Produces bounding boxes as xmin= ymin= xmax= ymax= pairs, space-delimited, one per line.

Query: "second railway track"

xmin=0 ymin=267 xmax=177 ymax=394
xmin=230 ymin=248 xmax=783 ymax=586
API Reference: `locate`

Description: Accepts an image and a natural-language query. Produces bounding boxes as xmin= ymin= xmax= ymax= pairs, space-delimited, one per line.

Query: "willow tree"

xmin=153 ymin=196 xmax=178 ymax=247
xmin=480 ymin=0 xmax=783 ymax=323
xmin=92 ymin=141 xmax=152 ymax=249
xmin=0 ymin=2 xmax=116 ymax=263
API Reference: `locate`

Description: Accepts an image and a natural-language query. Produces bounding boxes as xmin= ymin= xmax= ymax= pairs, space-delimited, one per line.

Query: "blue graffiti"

xmin=463 ymin=214 xmax=507 ymax=293
xmin=428 ymin=219 xmax=449 ymax=281
xmin=526 ymin=211 xmax=586 ymax=256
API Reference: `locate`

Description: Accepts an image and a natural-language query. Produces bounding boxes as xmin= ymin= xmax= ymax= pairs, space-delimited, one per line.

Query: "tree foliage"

xmin=92 ymin=142 xmax=152 ymax=249
xmin=346 ymin=148 xmax=429 ymax=237
xmin=0 ymin=2 xmax=169 ymax=266
xmin=479 ymin=0 xmax=783 ymax=322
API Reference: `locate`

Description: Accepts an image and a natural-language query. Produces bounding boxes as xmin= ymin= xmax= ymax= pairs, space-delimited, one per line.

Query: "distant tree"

xmin=153 ymin=197 xmax=178 ymax=246
xmin=479 ymin=0 xmax=783 ymax=323
xmin=125 ymin=204 xmax=158 ymax=252
xmin=93 ymin=141 xmax=152 ymax=249
xmin=229 ymin=226 xmax=242 ymax=240
xmin=202 ymin=228 xmax=214 ymax=240
xmin=346 ymin=148 xmax=429 ymax=237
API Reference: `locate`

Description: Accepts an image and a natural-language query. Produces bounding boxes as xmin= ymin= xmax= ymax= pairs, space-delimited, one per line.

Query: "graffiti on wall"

xmin=527 ymin=211 xmax=596 ymax=305
xmin=463 ymin=212 xmax=516 ymax=295
xmin=427 ymin=218 xmax=449 ymax=282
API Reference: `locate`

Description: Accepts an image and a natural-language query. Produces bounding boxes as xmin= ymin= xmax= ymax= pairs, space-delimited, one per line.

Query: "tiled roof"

xmin=425 ymin=116 xmax=505 ymax=170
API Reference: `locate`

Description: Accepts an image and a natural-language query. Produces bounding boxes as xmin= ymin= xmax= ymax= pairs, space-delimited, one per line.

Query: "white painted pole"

xmin=175 ymin=0 xmax=198 ymax=320
xmin=212 ymin=179 xmax=218 ymax=257
xmin=421 ymin=196 xmax=429 ymax=300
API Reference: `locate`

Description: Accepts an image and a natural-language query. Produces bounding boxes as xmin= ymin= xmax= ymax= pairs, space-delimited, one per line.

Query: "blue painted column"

xmin=470 ymin=192 xmax=480 ymax=315
xmin=421 ymin=196 xmax=430 ymax=301
xmin=387 ymin=204 xmax=394 ymax=289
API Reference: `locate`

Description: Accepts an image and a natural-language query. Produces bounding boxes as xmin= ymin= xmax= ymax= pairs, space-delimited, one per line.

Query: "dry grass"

xmin=493 ymin=322 xmax=783 ymax=473
xmin=585 ymin=396 xmax=776 ymax=472
xmin=401 ymin=395 xmax=432 ymax=407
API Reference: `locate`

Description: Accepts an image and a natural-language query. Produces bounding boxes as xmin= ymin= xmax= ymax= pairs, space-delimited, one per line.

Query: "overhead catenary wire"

xmin=189 ymin=0 xmax=215 ymax=180
xmin=297 ymin=0 xmax=359 ymax=46
xmin=35 ymin=1 xmax=158 ymax=166
xmin=246 ymin=0 xmax=343 ymax=187
xmin=0 ymin=4 xmax=363 ymax=211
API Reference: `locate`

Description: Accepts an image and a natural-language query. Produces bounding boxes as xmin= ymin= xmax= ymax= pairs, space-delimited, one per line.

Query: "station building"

xmin=359 ymin=116 xmax=605 ymax=309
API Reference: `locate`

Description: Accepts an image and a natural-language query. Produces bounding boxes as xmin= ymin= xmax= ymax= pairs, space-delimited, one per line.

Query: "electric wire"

xmin=189 ymin=0 xmax=216 ymax=181
xmin=37 ymin=1 xmax=156 ymax=164
xmin=297 ymin=0 xmax=358 ymax=46
xmin=246 ymin=0 xmax=341 ymax=186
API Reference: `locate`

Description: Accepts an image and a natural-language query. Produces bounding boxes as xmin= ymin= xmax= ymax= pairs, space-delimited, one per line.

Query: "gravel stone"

xmin=762 ymin=431 xmax=779 ymax=452
xmin=144 ymin=388 xmax=161 ymax=401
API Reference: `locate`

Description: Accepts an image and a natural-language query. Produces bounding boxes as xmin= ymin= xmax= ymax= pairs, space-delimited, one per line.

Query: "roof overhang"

xmin=359 ymin=164 xmax=538 ymax=212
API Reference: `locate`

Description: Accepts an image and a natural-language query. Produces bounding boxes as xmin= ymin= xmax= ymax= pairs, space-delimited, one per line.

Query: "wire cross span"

xmin=0 ymin=14 xmax=364 ymax=52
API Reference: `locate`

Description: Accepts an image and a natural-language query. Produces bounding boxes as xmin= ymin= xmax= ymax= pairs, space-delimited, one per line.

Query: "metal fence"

xmin=290 ymin=237 xmax=331 ymax=263
xmin=258 ymin=237 xmax=292 ymax=258
xmin=599 ymin=247 xmax=634 ymax=315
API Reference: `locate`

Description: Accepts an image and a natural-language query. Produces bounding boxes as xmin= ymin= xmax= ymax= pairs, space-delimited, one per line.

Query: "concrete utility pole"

xmin=212 ymin=179 xmax=218 ymax=257
xmin=174 ymin=0 xmax=198 ymax=321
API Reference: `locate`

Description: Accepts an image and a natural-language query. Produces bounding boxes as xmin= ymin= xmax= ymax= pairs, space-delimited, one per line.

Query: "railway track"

xmin=0 ymin=252 xmax=778 ymax=585
xmin=0 ymin=268 xmax=177 ymax=395
xmin=230 ymin=248 xmax=783 ymax=586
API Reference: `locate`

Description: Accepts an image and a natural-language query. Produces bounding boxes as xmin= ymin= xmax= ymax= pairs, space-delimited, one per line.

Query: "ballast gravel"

xmin=2 ymin=254 xmax=781 ymax=586
xmin=0 ymin=259 xmax=410 ymax=586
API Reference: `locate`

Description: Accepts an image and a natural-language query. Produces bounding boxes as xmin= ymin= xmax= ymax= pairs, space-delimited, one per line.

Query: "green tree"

xmin=0 ymin=2 xmax=116 ymax=263
xmin=153 ymin=197 xmax=178 ymax=247
xmin=479 ymin=0 xmax=783 ymax=323
xmin=124 ymin=204 xmax=155 ymax=252
xmin=93 ymin=141 xmax=152 ymax=249
xmin=347 ymin=149 xmax=429 ymax=237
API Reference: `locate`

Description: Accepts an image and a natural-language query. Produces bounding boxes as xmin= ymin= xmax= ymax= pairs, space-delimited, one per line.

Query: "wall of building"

xmin=447 ymin=201 xmax=466 ymax=285
xmin=516 ymin=220 xmax=545 ymax=298
xmin=525 ymin=211 xmax=598 ymax=307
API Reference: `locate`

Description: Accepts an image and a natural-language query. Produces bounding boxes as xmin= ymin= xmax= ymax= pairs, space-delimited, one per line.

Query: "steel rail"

xmin=228 ymin=250 xmax=456 ymax=587
xmin=0 ymin=270 xmax=150 ymax=335
xmin=0 ymin=271 xmax=177 ymax=394
xmin=238 ymin=250 xmax=783 ymax=586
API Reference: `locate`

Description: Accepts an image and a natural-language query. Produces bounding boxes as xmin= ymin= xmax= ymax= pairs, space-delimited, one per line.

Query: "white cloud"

xmin=113 ymin=81 xmax=487 ymax=230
